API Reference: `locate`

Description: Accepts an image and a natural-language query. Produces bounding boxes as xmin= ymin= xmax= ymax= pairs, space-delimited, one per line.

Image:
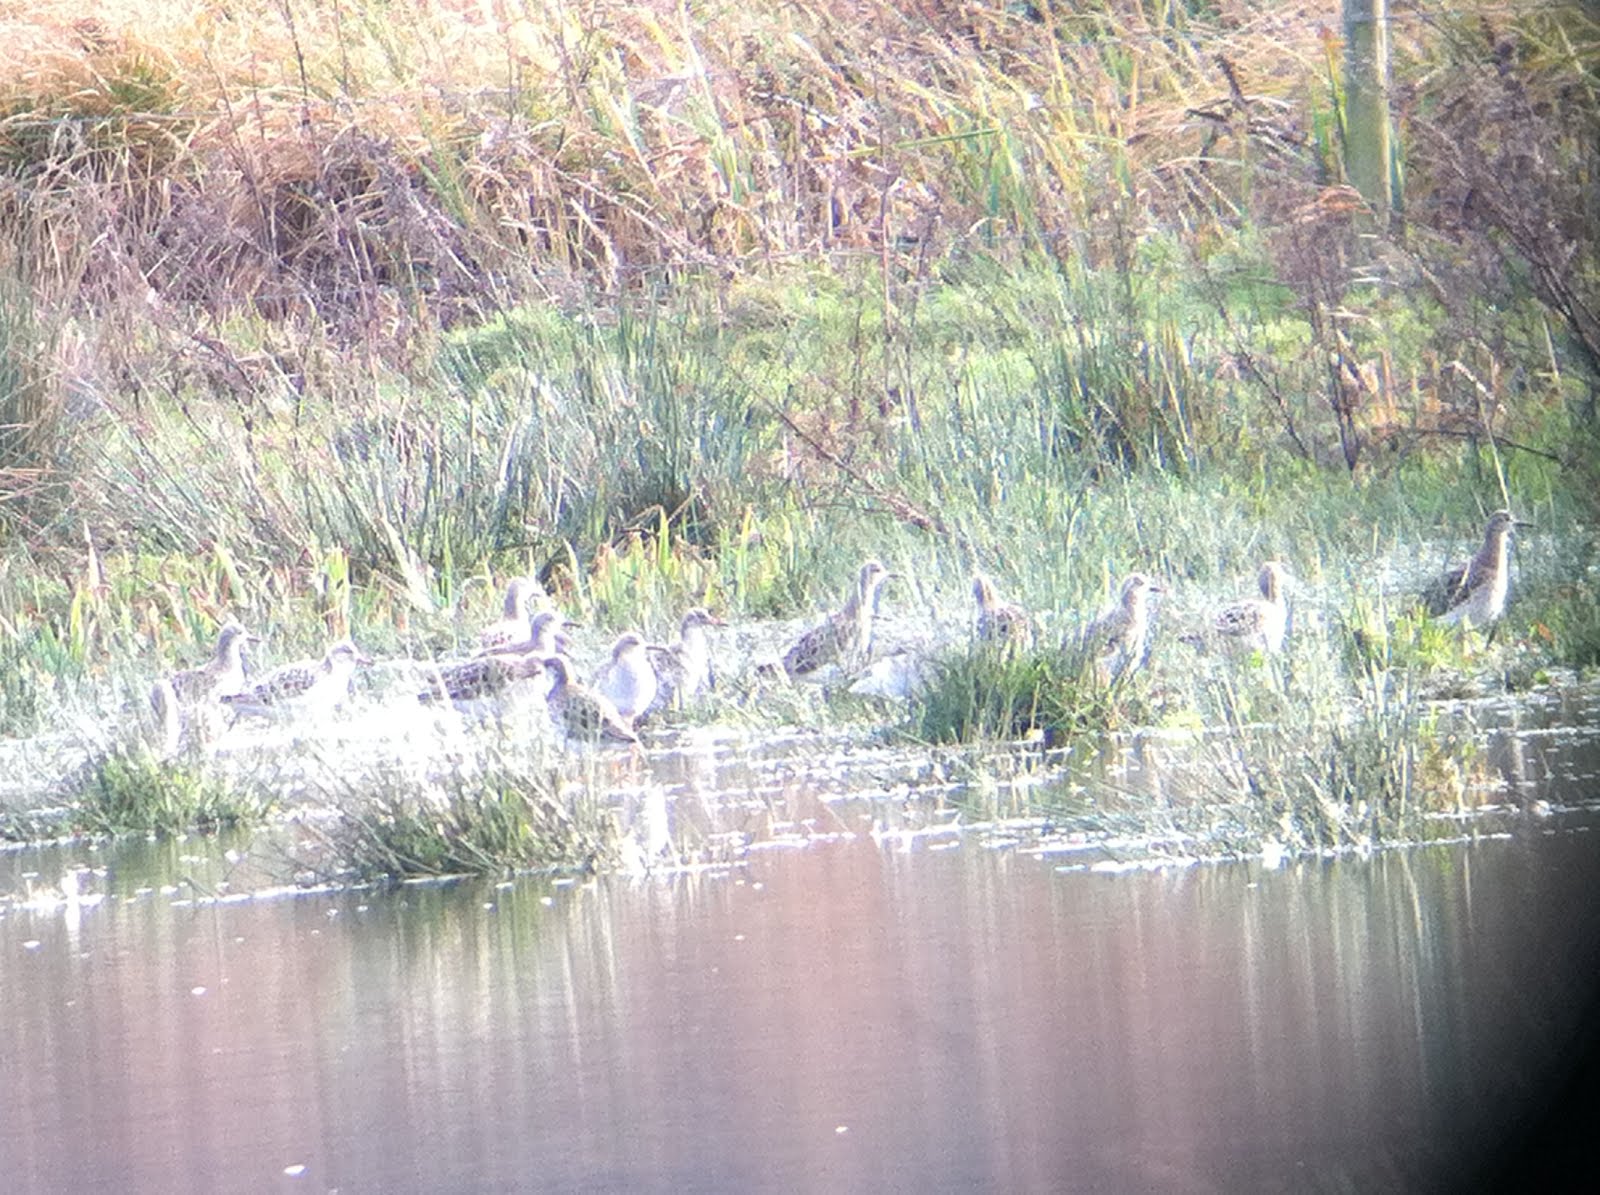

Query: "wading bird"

xmin=782 ymin=560 xmax=893 ymax=679
xmin=594 ymin=632 xmax=658 ymax=723
xmin=1421 ymin=510 xmax=1526 ymax=630
xmin=222 ymin=639 xmax=370 ymax=719
xmin=1076 ymin=573 xmax=1162 ymax=684
xmin=644 ymin=607 xmax=725 ymax=715
xmin=972 ymin=571 xmax=1035 ymax=648
xmin=1213 ymin=561 xmax=1291 ymax=655
xmin=543 ymin=655 xmax=640 ymax=745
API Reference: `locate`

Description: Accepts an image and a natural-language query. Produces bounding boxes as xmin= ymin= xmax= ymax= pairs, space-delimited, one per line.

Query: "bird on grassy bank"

xmin=478 ymin=609 xmax=574 ymax=659
xmin=644 ymin=607 xmax=725 ymax=715
xmin=1075 ymin=572 xmax=1163 ymax=684
xmin=166 ymin=622 xmax=254 ymax=705
xmin=418 ymin=652 xmax=547 ymax=717
xmin=1213 ymin=561 xmax=1292 ymax=655
xmin=1420 ymin=509 xmax=1527 ymax=629
xmin=222 ymin=639 xmax=370 ymax=719
xmin=477 ymin=577 xmax=545 ymax=653
xmin=972 ymin=571 xmax=1035 ymax=648
xmin=542 ymin=655 xmax=640 ymax=745
xmin=146 ymin=677 xmax=187 ymax=757
xmin=782 ymin=559 xmax=893 ymax=679
xmin=595 ymin=631 xmax=658 ymax=722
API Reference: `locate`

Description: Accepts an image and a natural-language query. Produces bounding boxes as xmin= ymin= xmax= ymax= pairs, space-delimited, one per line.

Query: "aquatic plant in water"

xmin=69 ymin=749 xmax=268 ymax=838
xmin=302 ymin=750 xmax=618 ymax=881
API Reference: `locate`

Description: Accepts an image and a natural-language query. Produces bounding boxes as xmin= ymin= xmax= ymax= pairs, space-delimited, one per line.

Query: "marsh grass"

xmin=1338 ymin=598 xmax=1477 ymax=678
xmin=0 ymin=1 xmax=1594 ymax=859
xmin=912 ymin=643 xmax=1145 ymax=744
xmin=1190 ymin=628 xmax=1500 ymax=855
xmin=67 ymin=748 xmax=269 ymax=838
xmin=1514 ymin=533 xmax=1600 ymax=673
xmin=303 ymin=753 xmax=617 ymax=881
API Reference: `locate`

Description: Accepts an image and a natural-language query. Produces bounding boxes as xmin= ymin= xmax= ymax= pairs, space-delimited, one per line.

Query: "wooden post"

xmin=1343 ymin=0 xmax=1393 ymax=225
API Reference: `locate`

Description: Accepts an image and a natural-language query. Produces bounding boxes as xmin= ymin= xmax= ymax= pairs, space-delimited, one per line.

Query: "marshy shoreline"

xmin=1 ymin=3 xmax=1598 ymax=873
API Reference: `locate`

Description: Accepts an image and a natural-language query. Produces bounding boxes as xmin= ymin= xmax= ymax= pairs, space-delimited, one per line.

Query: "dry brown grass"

xmin=0 ymin=1 xmax=1348 ymax=319
xmin=0 ymin=1 xmax=1592 ymax=550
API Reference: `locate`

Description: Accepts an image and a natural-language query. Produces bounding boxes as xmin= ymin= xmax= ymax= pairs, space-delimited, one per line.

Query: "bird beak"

xmin=708 ymin=613 xmax=728 ymax=626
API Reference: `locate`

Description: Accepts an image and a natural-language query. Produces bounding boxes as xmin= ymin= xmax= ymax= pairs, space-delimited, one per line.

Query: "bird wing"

xmin=783 ymin=613 xmax=848 ymax=676
xmin=1215 ymin=598 xmax=1265 ymax=638
xmin=1420 ymin=563 xmax=1470 ymax=618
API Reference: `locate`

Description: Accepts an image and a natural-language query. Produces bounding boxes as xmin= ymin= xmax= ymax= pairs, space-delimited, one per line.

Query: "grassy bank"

xmin=0 ymin=2 xmax=1595 ymax=864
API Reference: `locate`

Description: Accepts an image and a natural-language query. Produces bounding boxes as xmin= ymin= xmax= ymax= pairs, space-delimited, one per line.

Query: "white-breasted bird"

xmin=1421 ymin=510 xmax=1525 ymax=629
xmin=1214 ymin=561 xmax=1291 ymax=655
xmin=477 ymin=577 xmax=544 ymax=653
xmin=222 ymin=639 xmax=370 ymax=719
xmin=167 ymin=622 xmax=253 ymax=705
xmin=594 ymin=631 xmax=658 ymax=722
xmin=782 ymin=560 xmax=892 ymax=679
xmin=645 ymin=607 xmax=725 ymax=715
xmin=476 ymin=608 xmax=574 ymax=659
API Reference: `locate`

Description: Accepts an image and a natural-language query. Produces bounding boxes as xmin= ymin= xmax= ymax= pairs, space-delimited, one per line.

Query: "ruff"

xmin=223 ymin=639 xmax=369 ymax=719
xmin=419 ymin=652 xmax=546 ymax=717
xmin=1422 ymin=510 xmax=1521 ymax=629
xmin=1214 ymin=561 xmax=1291 ymax=655
xmin=645 ymin=607 xmax=725 ymax=714
xmin=972 ymin=572 xmax=1035 ymax=647
xmin=1079 ymin=573 xmax=1162 ymax=683
xmin=543 ymin=655 xmax=640 ymax=745
xmin=477 ymin=577 xmax=544 ymax=652
xmin=782 ymin=560 xmax=892 ymax=678
xmin=595 ymin=632 xmax=658 ymax=722
xmin=168 ymin=622 xmax=253 ymax=705
xmin=478 ymin=609 xmax=573 ymax=659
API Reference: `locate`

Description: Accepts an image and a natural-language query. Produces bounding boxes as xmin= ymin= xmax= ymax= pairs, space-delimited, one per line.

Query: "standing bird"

xmin=161 ymin=621 xmax=258 ymax=749
xmin=222 ymin=639 xmax=370 ymax=720
xmin=645 ymin=607 xmax=725 ymax=715
xmin=782 ymin=559 xmax=893 ymax=679
xmin=146 ymin=677 xmax=186 ymax=757
xmin=1421 ymin=510 xmax=1525 ymax=629
xmin=543 ymin=656 xmax=640 ymax=745
xmin=1076 ymin=573 xmax=1163 ymax=684
xmin=476 ymin=608 xmax=573 ymax=659
xmin=594 ymin=632 xmax=658 ymax=723
xmin=167 ymin=622 xmax=253 ymax=705
xmin=477 ymin=577 xmax=544 ymax=653
xmin=1214 ymin=561 xmax=1292 ymax=655
xmin=972 ymin=572 xmax=1035 ymax=648
xmin=418 ymin=652 xmax=546 ymax=718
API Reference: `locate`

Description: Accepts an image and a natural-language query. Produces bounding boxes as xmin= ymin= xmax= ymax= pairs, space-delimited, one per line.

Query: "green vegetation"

xmin=301 ymin=751 xmax=617 ymax=882
xmin=64 ymin=748 xmax=269 ymax=839
xmin=913 ymin=643 xmax=1149 ymax=744
xmin=0 ymin=2 xmax=1595 ymax=865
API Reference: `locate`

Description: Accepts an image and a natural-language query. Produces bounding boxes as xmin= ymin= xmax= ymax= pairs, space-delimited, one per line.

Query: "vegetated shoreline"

xmin=1 ymin=523 xmax=1596 ymax=881
xmin=3 ymin=674 xmax=1594 ymax=890
xmin=0 ymin=5 xmax=1596 ymax=870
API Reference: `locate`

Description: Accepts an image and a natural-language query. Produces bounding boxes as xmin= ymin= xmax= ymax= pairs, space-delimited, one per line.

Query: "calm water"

xmin=4 ymin=820 xmax=1599 ymax=1194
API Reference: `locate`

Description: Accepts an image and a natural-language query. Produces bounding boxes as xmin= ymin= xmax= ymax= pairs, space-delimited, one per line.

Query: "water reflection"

xmin=4 ymin=823 xmax=1598 ymax=1192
